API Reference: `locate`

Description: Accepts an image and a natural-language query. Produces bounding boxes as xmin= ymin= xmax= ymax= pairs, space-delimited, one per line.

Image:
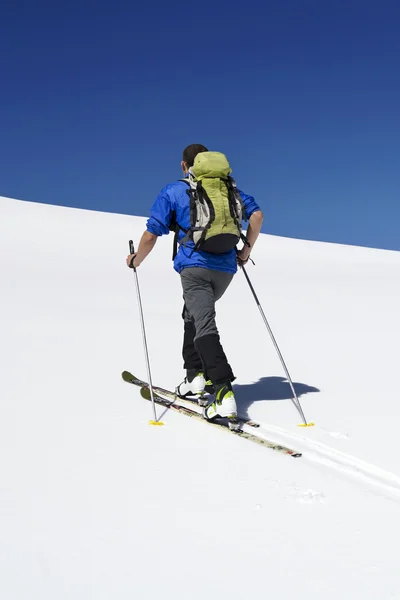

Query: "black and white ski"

xmin=122 ymin=371 xmax=302 ymax=458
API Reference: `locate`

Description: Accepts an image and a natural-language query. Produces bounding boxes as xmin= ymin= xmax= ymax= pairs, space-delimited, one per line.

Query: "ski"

xmin=122 ymin=371 xmax=302 ymax=458
xmin=122 ymin=370 xmax=260 ymax=428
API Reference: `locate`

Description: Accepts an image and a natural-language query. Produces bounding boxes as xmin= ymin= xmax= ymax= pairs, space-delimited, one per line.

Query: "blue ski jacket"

xmin=146 ymin=180 xmax=261 ymax=274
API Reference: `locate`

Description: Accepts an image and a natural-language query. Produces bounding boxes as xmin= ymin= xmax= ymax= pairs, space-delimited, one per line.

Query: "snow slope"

xmin=1 ymin=195 xmax=400 ymax=599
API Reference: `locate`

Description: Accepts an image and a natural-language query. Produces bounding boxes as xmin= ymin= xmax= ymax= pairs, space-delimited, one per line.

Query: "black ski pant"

xmin=180 ymin=267 xmax=235 ymax=385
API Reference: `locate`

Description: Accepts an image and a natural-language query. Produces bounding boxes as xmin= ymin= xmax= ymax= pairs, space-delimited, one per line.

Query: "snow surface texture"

xmin=1 ymin=195 xmax=400 ymax=599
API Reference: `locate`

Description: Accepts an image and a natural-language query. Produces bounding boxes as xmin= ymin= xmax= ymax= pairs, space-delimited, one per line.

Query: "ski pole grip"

xmin=128 ymin=240 xmax=136 ymax=270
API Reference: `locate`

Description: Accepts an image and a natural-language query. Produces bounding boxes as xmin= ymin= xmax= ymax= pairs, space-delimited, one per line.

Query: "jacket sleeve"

xmin=238 ymin=190 xmax=261 ymax=221
xmin=146 ymin=187 xmax=174 ymax=236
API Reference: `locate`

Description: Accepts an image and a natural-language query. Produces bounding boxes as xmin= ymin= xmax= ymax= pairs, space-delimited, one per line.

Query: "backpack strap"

xmin=170 ymin=179 xmax=191 ymax=261
xmin=169 ymin=211 xmax=179 ymax=261
xmin=225 ymin=177 xmax=251 ymax=248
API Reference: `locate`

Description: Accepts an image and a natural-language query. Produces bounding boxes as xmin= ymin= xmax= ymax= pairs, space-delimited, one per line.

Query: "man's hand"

xmin=236 ymin=247 xmax=250 ymax=267
xmin=236 ymin=210 xmax=263 ymax=268
xmin=126 ymin=230 xmax=158 ymax=270
xmin=126 ymin=253 xmax=139 ymax=269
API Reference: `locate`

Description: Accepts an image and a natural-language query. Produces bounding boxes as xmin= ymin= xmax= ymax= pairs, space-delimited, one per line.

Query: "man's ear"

xmin=181 ymin=161 xmax=187 ymax=173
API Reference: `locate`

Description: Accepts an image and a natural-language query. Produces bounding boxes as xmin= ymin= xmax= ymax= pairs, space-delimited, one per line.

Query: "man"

xmin=126 ymin=144 xmax=263 ymax=427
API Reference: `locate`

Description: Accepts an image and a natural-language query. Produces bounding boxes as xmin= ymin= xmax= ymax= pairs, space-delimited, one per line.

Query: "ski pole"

xmin=128 ymin=240 xmax=163 ymax=426
xmin=241 ymin=264 xmax=313 ymax=427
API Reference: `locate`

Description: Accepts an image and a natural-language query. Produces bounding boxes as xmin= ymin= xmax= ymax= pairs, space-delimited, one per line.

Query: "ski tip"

xmin=298 ymin=422 xmax=315 ymax=427
xmin=122 ymin=370 xmax=134 ymax=382
xmin=141 ymin=387 xmax=150 ymax=399
xmin=149 ymin=420 xmax=164 ymax=427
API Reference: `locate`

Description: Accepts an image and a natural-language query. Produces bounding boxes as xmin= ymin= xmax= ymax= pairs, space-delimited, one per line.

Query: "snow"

xmin=1 ymin=194 xmax=400 ymax=599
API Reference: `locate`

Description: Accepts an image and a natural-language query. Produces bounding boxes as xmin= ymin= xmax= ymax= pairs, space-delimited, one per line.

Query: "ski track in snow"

xmin=242 ymin=418 xmax=400 ymax=501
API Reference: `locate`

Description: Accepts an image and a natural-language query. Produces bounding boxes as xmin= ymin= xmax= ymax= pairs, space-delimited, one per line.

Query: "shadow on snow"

xmin=233 ymin=376 xmax=320 ymax=419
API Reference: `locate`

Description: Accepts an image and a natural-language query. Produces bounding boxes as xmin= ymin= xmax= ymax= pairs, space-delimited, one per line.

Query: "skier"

xmin=126 ymin=144 xmax=263 ymax=426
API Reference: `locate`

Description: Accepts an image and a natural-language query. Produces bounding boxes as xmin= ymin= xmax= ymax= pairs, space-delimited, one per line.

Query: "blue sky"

xmin=1 ymin=0 xmax=399 ymax=250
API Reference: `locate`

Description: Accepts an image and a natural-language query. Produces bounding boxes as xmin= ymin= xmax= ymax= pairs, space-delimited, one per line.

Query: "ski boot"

xmin=203 ymin=381 xmax=240 ymax=430
xmin=176 ymin=369 xmax=208 ymax=406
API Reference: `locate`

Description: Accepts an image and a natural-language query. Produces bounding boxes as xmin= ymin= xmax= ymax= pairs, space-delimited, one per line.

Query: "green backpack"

xmin=172 ymin=151 xmax=249 ymax=258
